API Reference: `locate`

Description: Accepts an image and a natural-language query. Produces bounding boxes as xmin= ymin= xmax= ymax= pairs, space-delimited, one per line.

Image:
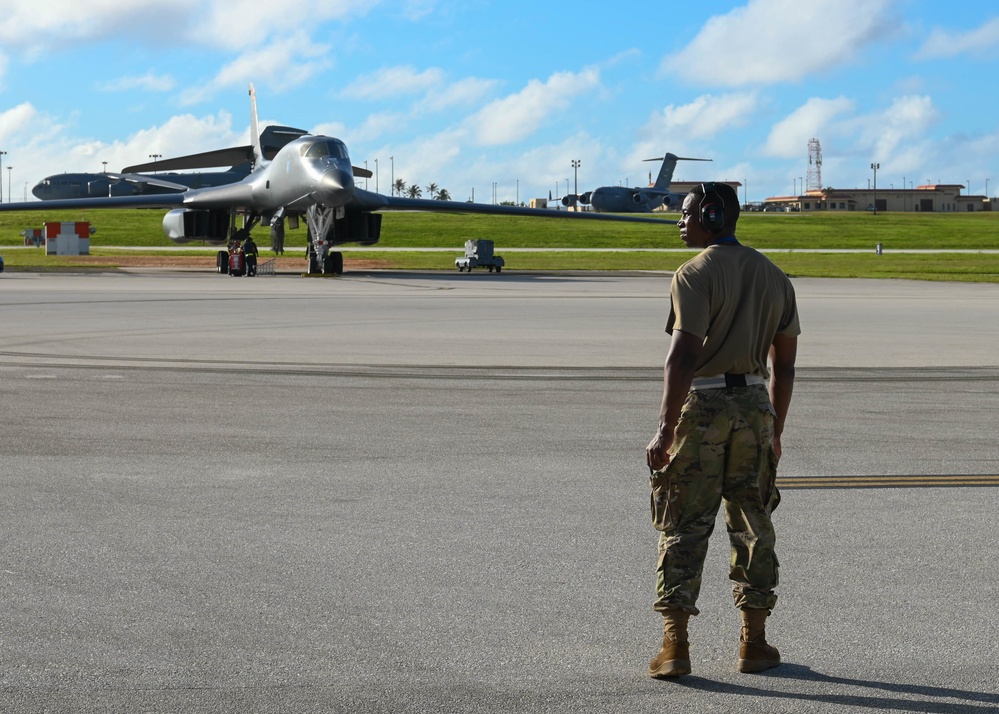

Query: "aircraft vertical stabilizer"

xmin=649 ymin=153 xmax=711 ymax=191
xmin=249 ymin=84 xmax=263 ymax=168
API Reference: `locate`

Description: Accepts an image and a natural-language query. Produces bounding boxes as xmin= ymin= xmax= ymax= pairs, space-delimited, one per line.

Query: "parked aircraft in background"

xmin=1 ymin=85 xmax=663 ymax=275
xmin=563 ymin=154 xmax=711 ymax=213
xmin=32 ymin=125 xmax=309 ymax=200
xmin=33 ymin=167 xmax=251 ymax=200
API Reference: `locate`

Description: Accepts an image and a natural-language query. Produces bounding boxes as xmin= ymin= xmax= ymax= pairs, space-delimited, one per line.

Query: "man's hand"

xmin=647 ymin=429 xmax=673 ymax=472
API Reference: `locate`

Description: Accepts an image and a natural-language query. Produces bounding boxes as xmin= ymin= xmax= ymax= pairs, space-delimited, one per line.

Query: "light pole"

xmin=374 ymin=158 xmax=379 ymax=193
xmin=102 ymin=161 xmax=108 ymax=173
xmin=390 ymin=156 xmax=394 ymax=196
xmin=871 ymin=163 xmax=880 ymax=214
xmin=966 ymin=179 xmax=971 ymax=196
xmin=6 ymin=166 xmax=12 ymax=203
xmin=799 ymin=177 xmax=804 ymax=195
xmin=364 ymin=160 xmax=368 ymax=190
xmin=903 ymin=176 xmax=906 ymax=211
xmin=0 ymin=150 xmax=6 ymax=203
xmin=149 ymin=153 xmax=161 ymax=162
xmin=571 ymin=159 xmax=581 ymax=208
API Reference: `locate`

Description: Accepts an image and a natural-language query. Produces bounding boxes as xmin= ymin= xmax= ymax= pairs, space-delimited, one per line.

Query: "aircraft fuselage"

xmin=32 ymin=169 xmax=250 ymax=200
xmin=589 ymin=186 xmax=669 ymax=213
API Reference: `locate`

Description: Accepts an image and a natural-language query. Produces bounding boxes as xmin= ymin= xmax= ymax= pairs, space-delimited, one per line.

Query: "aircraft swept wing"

xmin=1 ymin=84 xmax=663 ymax=274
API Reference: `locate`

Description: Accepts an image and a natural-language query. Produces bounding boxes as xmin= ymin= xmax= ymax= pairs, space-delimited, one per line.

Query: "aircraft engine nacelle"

xmin=326 ymin=210 xmax=382 ymax=246
xmin=85 ymin=178 xmax=112 ymax=197
xmin=633 ymin=190 xmax=651 ymax=205
xmin=107 ymin=181 xmax=139 ymax=197
xmin=163 ymin=208 xmax=231 ymax=245
xmin=578 ymin=192 xmax=592 ymax=205
xmin=561 ymin=195 xmax=577 ymax=207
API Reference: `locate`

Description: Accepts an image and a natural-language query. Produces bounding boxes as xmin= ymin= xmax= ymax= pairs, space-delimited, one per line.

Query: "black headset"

xmin=698 ymin=182 xmax=726 ymax=234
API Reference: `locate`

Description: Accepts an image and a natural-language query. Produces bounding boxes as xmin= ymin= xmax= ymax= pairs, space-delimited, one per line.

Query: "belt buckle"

xmin=724 ymin=374 xmax=747 ymax=388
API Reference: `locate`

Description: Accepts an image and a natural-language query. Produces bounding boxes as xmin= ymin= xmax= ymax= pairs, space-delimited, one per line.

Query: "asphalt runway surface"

xmin=2 ymin=269 xmax=997 ymax=713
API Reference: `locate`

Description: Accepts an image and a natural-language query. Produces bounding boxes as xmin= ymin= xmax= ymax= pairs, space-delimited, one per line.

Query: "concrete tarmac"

xmin=1 ymin=269 xmax=997 ymax=713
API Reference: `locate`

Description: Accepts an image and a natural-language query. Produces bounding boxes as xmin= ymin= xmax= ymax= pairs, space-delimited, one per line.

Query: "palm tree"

xmin=393 ymin=178 xmax=406 ymax=196
xmin=406 ymin=184 xmax=423 ymax=198
xmin=436 ymin=188 xmax=451 ymax=201
xmin=425 ymin=182 xmax=439 ymax=199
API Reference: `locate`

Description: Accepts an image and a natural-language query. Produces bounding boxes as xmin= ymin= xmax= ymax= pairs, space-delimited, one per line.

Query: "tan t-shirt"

xmin=666 ymin=244 xmax=800 ymax=379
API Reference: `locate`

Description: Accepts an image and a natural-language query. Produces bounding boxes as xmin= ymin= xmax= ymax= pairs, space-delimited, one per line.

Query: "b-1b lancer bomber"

xmin=563 ymin=154 xmax=710 ymax=213
xmin=2 ymin=85 xmax=663 ymax=275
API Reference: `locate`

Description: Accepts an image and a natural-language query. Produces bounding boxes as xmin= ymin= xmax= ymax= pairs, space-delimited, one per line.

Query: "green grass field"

xmin=2 ymin=208 xmax=998 ymax=281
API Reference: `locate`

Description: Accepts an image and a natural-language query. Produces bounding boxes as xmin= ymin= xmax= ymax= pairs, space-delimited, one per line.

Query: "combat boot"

xmin=737 ymin=608 xmax=781 ymax=673
xmin=649 ymin=609 xmax=691 ymax=678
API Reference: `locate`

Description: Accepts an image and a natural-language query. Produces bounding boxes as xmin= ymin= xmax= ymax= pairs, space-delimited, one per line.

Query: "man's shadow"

xmin=675 ymin=663 xmax=998 ymax=713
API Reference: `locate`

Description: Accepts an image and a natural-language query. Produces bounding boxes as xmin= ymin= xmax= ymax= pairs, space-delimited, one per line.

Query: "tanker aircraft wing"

xmin=1 ymin=84 xmax=663 ymax=274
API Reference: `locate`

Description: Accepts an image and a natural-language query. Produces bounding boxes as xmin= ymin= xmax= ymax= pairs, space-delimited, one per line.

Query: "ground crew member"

xmin=645 ymin=182 xmax=800 ymax=678
xmin=243 ymin=235 xmax=259 ymax=276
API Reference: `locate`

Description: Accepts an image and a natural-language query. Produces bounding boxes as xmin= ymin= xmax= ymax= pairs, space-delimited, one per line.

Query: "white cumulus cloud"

xmin=98 ymin=73 xmax=177 ymax=93
xmin=340 ymin=66 xmax=445 ymax=100
xmin=179 ymin=32 xmax=332 ymax=105
xmin=661 ymin=0 xmax=898 ymax=86
xmin=764 ymin=97 xmax=855 ymax=158
xmin=916 ymin=17 xmax=999 ymax=59
xmin=465 ymin=68 xmax=600 ymax=146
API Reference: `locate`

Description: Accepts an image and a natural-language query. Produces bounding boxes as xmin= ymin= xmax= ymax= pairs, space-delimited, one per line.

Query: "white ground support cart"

xmin=455 ymin=239 xmax=504 ymax=273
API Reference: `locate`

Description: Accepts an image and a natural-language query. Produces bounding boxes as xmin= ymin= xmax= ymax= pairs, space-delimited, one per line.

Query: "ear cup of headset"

xmin=700 ymin=201 xmax=726 ymax=233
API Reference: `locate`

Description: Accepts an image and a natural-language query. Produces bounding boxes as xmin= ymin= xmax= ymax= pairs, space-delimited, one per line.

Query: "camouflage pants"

xmin=650 ymin=385 xmax=780 ymax=615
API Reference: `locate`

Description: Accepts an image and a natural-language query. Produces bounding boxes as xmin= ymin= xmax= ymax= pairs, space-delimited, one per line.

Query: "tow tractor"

xmin=455 ymin=239 xmax=504 ymax=273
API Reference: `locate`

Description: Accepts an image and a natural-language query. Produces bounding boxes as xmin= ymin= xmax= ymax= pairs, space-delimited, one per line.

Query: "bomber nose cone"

xmin=319 ymin=166 xmax=354 ymax=204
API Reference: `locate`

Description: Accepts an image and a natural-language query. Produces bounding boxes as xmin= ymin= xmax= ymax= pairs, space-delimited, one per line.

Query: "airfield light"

xmin=571 ymin=159 xmax=581 ymax=209
xmin=870 ymin=163 xmax=880 ymax=215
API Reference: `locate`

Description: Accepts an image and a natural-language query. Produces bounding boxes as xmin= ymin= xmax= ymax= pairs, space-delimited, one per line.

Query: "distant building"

xmin=762 ymin=184 xmax=990 ymax=213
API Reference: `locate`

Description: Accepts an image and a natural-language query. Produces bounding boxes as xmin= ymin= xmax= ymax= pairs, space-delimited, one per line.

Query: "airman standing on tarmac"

xmin=646 ymin=182 xmax=800 ymax=678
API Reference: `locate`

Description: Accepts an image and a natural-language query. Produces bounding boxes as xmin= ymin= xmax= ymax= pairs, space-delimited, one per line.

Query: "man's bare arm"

xmin=646 ymin=330 xmax=702 ymax=471
xmin=768 ymin=333 xmax=797 ymax=458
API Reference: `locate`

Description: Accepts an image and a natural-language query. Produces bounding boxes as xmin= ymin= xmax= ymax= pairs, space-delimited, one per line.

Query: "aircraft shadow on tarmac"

xmin=673 ymin=664 xmax=999 ymax=712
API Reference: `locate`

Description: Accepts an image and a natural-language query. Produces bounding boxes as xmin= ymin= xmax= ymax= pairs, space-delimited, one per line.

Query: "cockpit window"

xmin=302 ymin=140 xmax=349 ymax=160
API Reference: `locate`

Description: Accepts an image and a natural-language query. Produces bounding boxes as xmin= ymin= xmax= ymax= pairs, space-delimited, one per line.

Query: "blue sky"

xmin=1 ymin=0 xmax=998 ymax=204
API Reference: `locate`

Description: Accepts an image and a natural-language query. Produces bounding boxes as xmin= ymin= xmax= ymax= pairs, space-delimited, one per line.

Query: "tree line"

xmin=392 ymin=179 xmax=452 ymax=201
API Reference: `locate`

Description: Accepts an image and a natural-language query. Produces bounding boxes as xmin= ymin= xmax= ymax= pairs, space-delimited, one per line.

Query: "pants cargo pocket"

xmin=650 ymin=465 xmax=679 ymax=532
xmin=762 ymin=447 xmax=781 ymax=514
